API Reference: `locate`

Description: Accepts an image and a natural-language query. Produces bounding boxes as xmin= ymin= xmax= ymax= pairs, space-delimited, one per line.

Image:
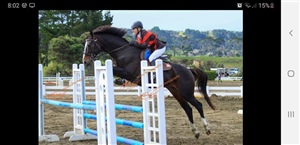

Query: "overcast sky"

xmin=109 ymin=10 xmax=243 ymax=32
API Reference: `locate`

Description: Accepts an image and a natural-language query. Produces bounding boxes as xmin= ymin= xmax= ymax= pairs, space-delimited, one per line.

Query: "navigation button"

xmin=288 ymin=111 xmax=295 ymax=118
xmin=289 ymin=30 xmax=293 ymax=36
xmin=287 ymin=70 xmax=295 ymax=77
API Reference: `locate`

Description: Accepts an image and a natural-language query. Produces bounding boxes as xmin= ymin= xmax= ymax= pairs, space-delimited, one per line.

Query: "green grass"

xmin=171 ymin=56 xmax=243 ymax=68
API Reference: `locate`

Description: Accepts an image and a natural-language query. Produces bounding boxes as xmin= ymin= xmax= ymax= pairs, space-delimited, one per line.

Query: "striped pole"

xmin=40 ymin=99 xmax=95 ymax=110
xmin=83 ymin=113 xmax=143 ymax=129
xmin=84 ymin=128 xmax=144 ymax=145
xmin=82 ymin=100 xmax=143 ymax=113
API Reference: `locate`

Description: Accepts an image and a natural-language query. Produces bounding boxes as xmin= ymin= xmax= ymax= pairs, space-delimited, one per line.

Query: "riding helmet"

xmin=131 ymin=21 xmax=143 ymax=29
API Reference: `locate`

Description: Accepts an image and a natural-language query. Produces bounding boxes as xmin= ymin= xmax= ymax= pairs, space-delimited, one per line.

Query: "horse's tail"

xmin=189 ymin=68 xmax=216 ymax=110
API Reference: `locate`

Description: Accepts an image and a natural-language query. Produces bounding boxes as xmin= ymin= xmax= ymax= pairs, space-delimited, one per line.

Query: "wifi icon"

xmin=244 ymin=2 xmax=251 ymax=8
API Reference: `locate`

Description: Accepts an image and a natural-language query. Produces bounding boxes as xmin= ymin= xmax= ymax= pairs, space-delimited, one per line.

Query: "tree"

xmin=39 ymin=10 xmax=113 ymax=66
xmin=47 ymin=35 xmax=84 ymax=76
xmin=227 ymin=37 xmax=243 ymax=57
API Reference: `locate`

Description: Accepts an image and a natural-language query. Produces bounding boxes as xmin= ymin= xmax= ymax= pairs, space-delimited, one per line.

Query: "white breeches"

xmin=148 ymin=46 xmax=166 ymax=62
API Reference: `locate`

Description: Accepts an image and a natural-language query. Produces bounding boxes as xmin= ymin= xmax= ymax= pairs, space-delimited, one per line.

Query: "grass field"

xmin=172 ymin=56 xmax=243 ymax=68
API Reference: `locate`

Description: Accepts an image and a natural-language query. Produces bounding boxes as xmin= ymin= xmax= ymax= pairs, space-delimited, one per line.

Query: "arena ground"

xmin=39 ymin=81 xmax=243 ymax=145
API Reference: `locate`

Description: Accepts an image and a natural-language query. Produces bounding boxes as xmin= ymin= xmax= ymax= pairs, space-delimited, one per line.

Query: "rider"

xmin=129 ymin=21 xmax=166 ymax=69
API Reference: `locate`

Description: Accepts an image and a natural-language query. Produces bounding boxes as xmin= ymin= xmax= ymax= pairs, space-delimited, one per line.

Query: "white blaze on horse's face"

xmin=82 ymin=40 xmax=91 ymax=65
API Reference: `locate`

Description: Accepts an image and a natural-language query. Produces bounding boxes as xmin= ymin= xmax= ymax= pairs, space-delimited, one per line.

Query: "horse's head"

xmin=83 ymin=25 xmax=138 ymax=67
xmin=82 ymin=31 xmax=102 ymax=66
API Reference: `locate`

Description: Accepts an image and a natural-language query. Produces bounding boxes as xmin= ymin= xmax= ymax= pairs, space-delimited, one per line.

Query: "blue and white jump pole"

xmin=38 ymin=60 xmax=117 ymax=144
xmin=39 ymin=59 xmax=167 ymax=145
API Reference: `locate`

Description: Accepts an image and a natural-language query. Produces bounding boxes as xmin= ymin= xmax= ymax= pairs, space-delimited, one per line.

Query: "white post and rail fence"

xmin=43 ymin=84 xmax=243 ymax=98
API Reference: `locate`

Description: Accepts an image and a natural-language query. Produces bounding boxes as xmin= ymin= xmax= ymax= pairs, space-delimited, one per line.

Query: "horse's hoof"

xmin=206 ymin=130 xmax=211 ymax=135
xmin=204 ymin=124 xmax=211 ymax=135
xmin=195 ymin=133 xmax=200 ymax=139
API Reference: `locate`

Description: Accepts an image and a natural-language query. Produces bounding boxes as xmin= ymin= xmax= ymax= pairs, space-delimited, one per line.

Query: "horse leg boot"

xmin=189 ymin=122 xmax=200 ymax=139
xmin=201 ymin=118 xmax=211 ymax=135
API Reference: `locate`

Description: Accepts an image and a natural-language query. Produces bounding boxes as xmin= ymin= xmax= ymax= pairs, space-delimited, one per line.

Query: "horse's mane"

xmin=93 ymin=25 xmax=127 ymax=38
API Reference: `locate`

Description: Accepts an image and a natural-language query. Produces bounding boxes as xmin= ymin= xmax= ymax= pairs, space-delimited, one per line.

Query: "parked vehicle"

xmin=229 ymin=68 xmax=239 ymax=75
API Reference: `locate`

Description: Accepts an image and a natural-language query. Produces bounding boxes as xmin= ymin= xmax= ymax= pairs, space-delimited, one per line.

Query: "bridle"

xmin=83 ymin=38 xmax=101 ymax=61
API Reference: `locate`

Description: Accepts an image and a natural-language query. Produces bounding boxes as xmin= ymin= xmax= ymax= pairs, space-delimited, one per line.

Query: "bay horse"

xmin=82 ymin=25 xmax=216 ymax=139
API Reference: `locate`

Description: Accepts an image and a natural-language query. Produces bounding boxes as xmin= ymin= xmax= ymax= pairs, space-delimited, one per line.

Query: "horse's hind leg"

xmin=184 ymin=96 xmax=211 ymax=135
xmin=168 ymin=87 xmax=200 ymax=139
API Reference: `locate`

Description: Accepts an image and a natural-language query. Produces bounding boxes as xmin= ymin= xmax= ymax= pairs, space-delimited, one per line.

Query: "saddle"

xmin=140 ymin=49 xmax=172 ymax=71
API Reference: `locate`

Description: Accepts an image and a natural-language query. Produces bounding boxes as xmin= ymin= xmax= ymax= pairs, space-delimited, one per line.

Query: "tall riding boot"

xmin=150 ymin=60 xmax=156 ymax=83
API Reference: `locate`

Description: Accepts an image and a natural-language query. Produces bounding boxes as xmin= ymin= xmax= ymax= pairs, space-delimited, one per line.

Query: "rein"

xmin=95 ymin=39 xmax=129 ymax=58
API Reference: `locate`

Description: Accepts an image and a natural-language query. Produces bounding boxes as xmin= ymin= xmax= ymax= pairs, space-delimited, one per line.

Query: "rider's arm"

xmin=134 ymin=34 xmax=155 ymax=49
